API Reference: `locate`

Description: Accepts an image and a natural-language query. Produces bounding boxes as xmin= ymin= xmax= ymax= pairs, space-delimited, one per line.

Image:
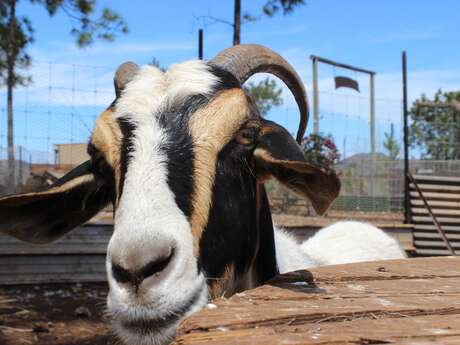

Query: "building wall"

xmin=55 ymin=143 xmax=89 ymax=167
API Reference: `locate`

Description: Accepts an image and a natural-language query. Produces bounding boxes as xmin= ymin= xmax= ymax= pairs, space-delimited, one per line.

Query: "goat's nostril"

xmin=112 ymin=263 xmax=132 ymax=284
xmin=111 ymin=248 xmax=175 ymax=287
xmin=139 ymin=248 xmax=175 ymax=281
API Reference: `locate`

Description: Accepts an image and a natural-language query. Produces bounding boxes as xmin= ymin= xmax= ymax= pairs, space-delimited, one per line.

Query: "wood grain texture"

xmin=0 ymin=224 xmax=111 ymax=284
xmin=174 ymin=257 xmax=460 ymax=345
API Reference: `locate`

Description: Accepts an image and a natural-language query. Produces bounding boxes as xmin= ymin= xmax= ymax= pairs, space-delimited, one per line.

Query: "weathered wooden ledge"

xmin=174 ymin=256 xmax=460 ymax=344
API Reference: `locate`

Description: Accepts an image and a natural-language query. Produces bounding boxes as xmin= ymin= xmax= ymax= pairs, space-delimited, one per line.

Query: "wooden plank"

xmin=412 ymin=216 xmax=460 ymax=224
xmin=414 ymin=224 xmax=460 ymax=232
xmin=0 ymin=224 xmax=112 ymax=256
xmin=411 ymin=199 xmax=460 ymax=208
xmin=411 ymin=207 xmax=460 ymax=216
xmin=0 ymin=254 xmax=107 ymax=284
xmin=0 ymin=273 xmax=107 ymax=284
xmin=410 ymin=191 xmax=460 ymax=200
xmin=413 ymin=174 xmax=460 ymax=183
xmin=416 ymin=248 xmax=456 ymax=255
xmin=0 ymin=244 xmax=107 ymax=255
xmin=394 ymin=336 xmax=460 ymax=345
xmin=414 ymin=240 xmax=460 ymax=248
xmin=175 ymin=257 xmax=460 ymax=345
xmin=414 ymin=231 xmax=460 ymax=240
xmin=410 ymin=183 xmax=460 ymax=192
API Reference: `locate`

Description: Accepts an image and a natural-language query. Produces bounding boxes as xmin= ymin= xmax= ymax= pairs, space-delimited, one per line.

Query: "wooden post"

xmin=233 ymin=0 xmax=241 ymax=46
xmin=312 ymin=56 xmax=319 ymax=134
xmin=198 ymin=29 xmax=203 ymax=60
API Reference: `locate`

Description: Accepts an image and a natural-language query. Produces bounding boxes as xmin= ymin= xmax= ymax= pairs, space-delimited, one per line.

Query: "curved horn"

xmin=209 ymin=44 xmax=308 ymax=143
xmin=114 ymin=61 xmax=139 ymax=97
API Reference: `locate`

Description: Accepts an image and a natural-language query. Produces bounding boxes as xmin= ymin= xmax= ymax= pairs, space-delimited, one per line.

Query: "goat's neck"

xmin=202 ymin=182 xmax=279 ymax=298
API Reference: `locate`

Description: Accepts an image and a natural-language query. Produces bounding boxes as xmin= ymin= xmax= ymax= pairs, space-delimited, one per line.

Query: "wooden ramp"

xmin=175 ymin=257 xmax=460 ymax=345
xmin=410 ymin=174 xmax=460 ymax=255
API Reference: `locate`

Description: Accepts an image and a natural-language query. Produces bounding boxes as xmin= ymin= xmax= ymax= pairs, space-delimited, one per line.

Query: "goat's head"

xmin=0 ymin=45 xmax=340 ymax=345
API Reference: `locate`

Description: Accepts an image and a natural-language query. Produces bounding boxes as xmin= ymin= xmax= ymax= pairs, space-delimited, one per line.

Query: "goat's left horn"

xmin=114 ymin=61 xmax=139 ymax=97
xmin=209 ymin=44 xmax=308 ymax=144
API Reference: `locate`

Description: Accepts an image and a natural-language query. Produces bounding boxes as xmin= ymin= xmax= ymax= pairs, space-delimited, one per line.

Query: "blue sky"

xmin=1 ymin=0 xmax=459 ymax=161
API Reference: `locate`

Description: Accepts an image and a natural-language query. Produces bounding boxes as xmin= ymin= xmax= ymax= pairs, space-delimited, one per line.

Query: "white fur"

xmin=274 ymin=228 xmax=317 ymax=273
xmin=107 ymin=61 xmax=219 ymax=345
xmin=301 ymin=221 xmax=407 ymax=266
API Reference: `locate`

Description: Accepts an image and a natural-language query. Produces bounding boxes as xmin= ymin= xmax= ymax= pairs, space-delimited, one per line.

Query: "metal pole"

xmin=310 ymin=55 xmax=376 ymax=75
xmin=312 ymin=57 xmax=319 ymax=134
xmin=370 ymin=73 xmax=376 ymax=202
xmin=198 ymin=29 xmax=203 ymax=60
xmin=402 ymin=51 xmax=410 ymax=224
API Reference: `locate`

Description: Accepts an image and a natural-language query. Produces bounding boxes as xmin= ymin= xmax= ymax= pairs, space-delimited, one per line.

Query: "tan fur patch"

xmin=188 ymin=88 xmax=250 ymax=256
xmin=91 ymin=109 xmax=123 ymax=204
xmin=208 ymin=263 xmax=235 ymax=299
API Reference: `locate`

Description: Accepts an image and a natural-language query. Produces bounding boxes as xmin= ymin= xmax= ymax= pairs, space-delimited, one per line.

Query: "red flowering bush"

xmin=301 ymin=133 xmax=340 ymax=168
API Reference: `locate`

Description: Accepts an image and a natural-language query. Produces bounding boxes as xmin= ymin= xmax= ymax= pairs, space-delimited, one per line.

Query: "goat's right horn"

xmin=114 ymin=61 xmax=139 ymax=97
xmin=209 ymin=44 xmax=308 ymax=144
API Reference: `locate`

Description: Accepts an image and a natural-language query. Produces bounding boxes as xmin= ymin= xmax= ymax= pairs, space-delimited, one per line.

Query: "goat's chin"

xmin=108 ymin=282 xmax=208 ymax=345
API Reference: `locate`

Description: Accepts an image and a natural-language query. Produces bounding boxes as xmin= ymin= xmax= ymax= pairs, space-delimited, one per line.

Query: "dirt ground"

xmin=0 ymin=283 xmax=114 ymax=345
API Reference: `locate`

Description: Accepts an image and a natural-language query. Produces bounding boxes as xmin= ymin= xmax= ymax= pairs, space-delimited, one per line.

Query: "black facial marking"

xmin=86 ymin=143 xmax=116 ymax=204
xmin=158 ymin=110 xmax=195 ymax=218
xmin=156 ymin=67 xmax=241 ymax=219
xmin=199 ymin=140 xmax=277 ymax=283
xmin=117 ymin=117 xmax=136 ymax=197
xmin=254 ymin=187 xmax=279 ymax=282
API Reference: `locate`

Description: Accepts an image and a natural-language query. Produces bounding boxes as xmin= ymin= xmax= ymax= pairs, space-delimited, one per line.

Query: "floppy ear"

xmin=254 ymin=120 xmax=340 ymax=215
xmin=0 ymin=161 xmax=112 ymax=244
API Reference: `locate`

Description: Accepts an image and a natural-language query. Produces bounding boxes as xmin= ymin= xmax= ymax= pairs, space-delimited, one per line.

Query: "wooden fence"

xmin=410 ymin=174 xmax=460 ymax=255
xmin=0 ymin=224 xmax=112 ymax=284
xmin=174 ymin=256 xmax=460 ymax=345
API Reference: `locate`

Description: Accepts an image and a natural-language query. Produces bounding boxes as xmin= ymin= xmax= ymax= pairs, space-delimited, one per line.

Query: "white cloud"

xmin=62 ymin=41 xmax=196 ymax=54
xmin=368 ymin=26 xmax=444 ymax=43
xmin=0 ymin=61 xmax=115 ymax=108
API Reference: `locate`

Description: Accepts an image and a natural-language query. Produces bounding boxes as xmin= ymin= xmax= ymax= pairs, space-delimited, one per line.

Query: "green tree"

xmin=246 ymin=77 xmax=283 ymax=116
xmin=262 ymin=0 xmax=306 ymax=16
xmin=0 ymin=0 xmax=127 ymax=191
xmin=383 ymin=123 xmax=400 ymax=159
xmin=410 ymin=90 xmax=460 ymax=160
xmin=150 ymin=57 xmax=166 ymax=72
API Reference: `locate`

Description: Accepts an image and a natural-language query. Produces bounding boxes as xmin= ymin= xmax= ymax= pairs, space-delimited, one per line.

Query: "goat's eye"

xmin=236 ymin=127 xmax=258 ymax=147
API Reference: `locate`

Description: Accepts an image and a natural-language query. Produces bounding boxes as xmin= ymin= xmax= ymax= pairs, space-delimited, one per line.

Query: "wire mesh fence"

xmin=0 ymin=61 xmax=113 ymax=194
xmin=0 ymin=59 xmax=457 ymax=218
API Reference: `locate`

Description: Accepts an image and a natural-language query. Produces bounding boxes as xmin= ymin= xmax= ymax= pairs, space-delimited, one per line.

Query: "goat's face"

xmin=0 ymin=45 xmax=340 ymax=345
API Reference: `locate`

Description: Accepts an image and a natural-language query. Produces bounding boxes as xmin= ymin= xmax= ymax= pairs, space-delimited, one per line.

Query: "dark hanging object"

xmin=335 ymin=76 xmax=360 ymax=92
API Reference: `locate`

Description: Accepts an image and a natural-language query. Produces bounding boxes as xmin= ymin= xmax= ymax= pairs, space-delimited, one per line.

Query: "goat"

xmin=0 ymin=44 xmax=400 ymax=345
xmin=274 ymin=222 xmax=406 ymax=274
xmin=301 ymin=221 xmax=407 ymax=266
